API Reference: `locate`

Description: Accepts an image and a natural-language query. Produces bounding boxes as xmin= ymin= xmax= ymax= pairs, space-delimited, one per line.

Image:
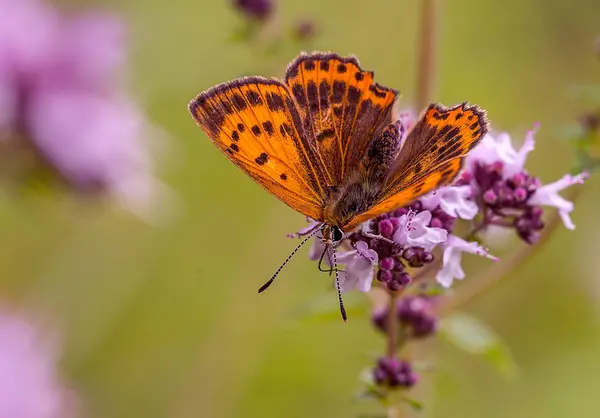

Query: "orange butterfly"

xmin=189 ymin=52 xmax=488 ymax=320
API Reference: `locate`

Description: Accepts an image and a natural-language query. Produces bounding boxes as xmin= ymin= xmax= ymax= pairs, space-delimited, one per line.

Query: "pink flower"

xmin=0 ymin=309 xmax=75 ymax=418
xmin=436 ymin=235 xmax=498 ymax=287
xmin=337 ymin=241 xmax=379 ymax=292
xmin=421 ymin=185 xmax=478 ymax=220
xmin=467 ymin=125 xmax=537 ymax=178
xmin=0 ymin=0 xmax=163 ymax=221
xmin=393 ymin=211 xmax=448 ymax=252
xmin=528 ymin=172 xmax=588 ymax=230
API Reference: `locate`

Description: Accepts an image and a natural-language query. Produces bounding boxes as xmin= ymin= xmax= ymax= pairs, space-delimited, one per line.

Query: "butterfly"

xmin=189 ymin=51 xmax=488 ymax=320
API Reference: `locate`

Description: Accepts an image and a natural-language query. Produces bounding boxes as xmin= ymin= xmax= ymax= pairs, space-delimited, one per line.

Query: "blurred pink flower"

xmin=0 ymin=309 xmax=74 ymax=418
xmin=0 ymin=0 xmax=163 ymax=220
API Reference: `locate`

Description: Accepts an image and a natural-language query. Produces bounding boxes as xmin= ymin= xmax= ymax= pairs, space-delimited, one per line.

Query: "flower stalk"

xmin=386 ymin=290 xmax=400 ymax=358
xmin=415 ymin=0 xmax=439 ymax=111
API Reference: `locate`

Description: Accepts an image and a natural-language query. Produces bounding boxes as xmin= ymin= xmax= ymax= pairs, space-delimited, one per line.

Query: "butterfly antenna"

xmin=332 ymin=243 xmax=347 ymax=322
xmin=258 ymin=228 xmax=320 ymax=293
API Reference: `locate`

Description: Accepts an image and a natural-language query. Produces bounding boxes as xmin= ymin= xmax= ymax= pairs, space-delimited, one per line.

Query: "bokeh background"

xmin=2 ymin=0 xmax=600 ymax=417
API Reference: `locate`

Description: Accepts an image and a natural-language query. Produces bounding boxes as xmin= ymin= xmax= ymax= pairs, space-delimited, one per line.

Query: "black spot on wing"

xmin=231 ymin=93 xmax=247 ymax=111
xmin=332 ymin=81 xmax=346 ymax=104
xmin=307 ymin=81 xmax=319 ymax=112
xmin=246 ymin=90 xmax=263 ymax=106
xmin=266 ymin=92 xmax=285 ymax=111
xmin=262 ymin=121 xmax=275 ymax=136
xmin=255 ymin=153 xmax=269 ymax=165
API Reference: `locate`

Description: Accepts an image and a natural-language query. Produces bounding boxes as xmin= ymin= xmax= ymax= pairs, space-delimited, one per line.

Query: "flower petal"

xmin=423 ymin=185 xmax=478 ymax=220
xmin=393 ymin=211 xmax=448 ymax=251
xmin=528 ymin=172 xmax=588 ymax=230
xmin=436 ymin=235 xmax=498 ymax=287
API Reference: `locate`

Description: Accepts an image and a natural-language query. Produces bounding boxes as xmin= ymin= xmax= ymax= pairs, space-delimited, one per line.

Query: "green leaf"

xmin=401 ymin=396 xmax=424 ymax=411
xmin=440 ymin=313 xmax=519 ymax=378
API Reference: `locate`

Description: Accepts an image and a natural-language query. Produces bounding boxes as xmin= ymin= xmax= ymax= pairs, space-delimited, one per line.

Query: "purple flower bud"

xmin=511 ymin=172 xmax=526 ymax=187
xmin=393 ymin=207 xmax=408 ymax=217
xmin=497 ymin=185 xmax=515 ymax=206
xmin=377 ymin=269 xmax=393 ymax=283
xmin=402 ymin=247 xmax=416 ymax=262
xmin=395 ymin=272 xmax=411 ymax=286
xmin=293 ymin=19 xmax=316 ymax=41
xmin=531 ymin=206 xmax=543 ymax=217
xmin=378 ymin=219 xmax=394 ymax=238
xmin=514 ymin=186 xmax=528 ymax=202
xmin=373 ymin=366 xmax=387 ymax=384
xmin=483 ymin=189 xmax=497 ymax=205
xmin=460 ymin=171 xmax=474 ymax=183
xmin=233 ymin=0 xmax=274 ymax=21
xmin=398 ymin=296 xmax=437 ymax=338
xmin=379 ymin=257 xmax=395 ymax=271
xmin=387 ymin=279 xmax=401 ymax=291
xmin=372 ymin=357 xmax=418 ymax=389
xmin=409 ymin=200 xmax=423 ymax=212
xmin=491 ymin=161 xmax=504 ymax=173
xmin=429 ymin=217 xmax=443 ymax=229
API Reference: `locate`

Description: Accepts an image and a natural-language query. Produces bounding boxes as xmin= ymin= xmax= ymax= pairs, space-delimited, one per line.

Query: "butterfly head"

xmin=320 ymin=223 xmax=345 ymax=246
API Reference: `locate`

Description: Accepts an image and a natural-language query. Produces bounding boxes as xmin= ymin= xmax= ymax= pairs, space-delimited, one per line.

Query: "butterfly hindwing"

xmin=342 ymin=103 xmax=488 ymax=231
xmin=284 ymin=52 xmax=399 ymax=184
xmin=189 ymin=77 xmax=329 ymax=220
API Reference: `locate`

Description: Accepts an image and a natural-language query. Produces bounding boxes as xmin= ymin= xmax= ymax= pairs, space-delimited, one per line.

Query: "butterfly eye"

xmin=332 ymin=226 xmax=344 ymax=243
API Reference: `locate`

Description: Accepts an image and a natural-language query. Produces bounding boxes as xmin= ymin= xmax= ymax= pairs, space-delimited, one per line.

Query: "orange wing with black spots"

xmin=284 ymin=52 xmax=399 ymax=184
xmin=343 ymin=103 xmax=488 ymax=231
xmin=189 ymin=76 xmax=329 ymax=220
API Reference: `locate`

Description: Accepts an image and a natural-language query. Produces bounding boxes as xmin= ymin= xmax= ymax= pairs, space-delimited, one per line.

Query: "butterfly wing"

xmin=342 ymin=103 xmax=488 ymax=231
xmin=189 ymin=77 xmax=329 ymax=220
xmin=284 ymin=52 xmax=399 ymax=185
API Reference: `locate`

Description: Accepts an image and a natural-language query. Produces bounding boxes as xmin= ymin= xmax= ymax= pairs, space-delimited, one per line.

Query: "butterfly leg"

xmin=362 ymin=231 xmax=397 ymax=246
xmin=317 ymin=247 xmax=331 ymax=273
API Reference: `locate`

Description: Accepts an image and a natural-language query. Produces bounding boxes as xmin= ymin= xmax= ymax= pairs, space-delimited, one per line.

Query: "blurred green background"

xmin=2 ymin=0 xmax=600 ymax=417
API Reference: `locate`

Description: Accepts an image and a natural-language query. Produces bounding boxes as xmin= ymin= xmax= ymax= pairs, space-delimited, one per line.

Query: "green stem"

xmin=387 ymin=290 xmax=399 ymax=358
xmin=415 ymin=0 xmax=440 ymax=111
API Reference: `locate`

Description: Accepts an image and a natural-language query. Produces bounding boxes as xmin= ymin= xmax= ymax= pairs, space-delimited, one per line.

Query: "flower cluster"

xmin=373 ymin=295 xmax=438 ymax=338
xmin=292 ymin=113 xmax=587 ymax=395
xmin=295 ymin=121 xmax=586 ymax=294
xmin=461 ymin=126 xmax=588 ymax=243
xmin=0 ymin=308 xmax=75 ymax=418
xmin=0 ymin=0 xmax=161 ymax=220
xmin=372 ymin=357 xmax=418 ymax=389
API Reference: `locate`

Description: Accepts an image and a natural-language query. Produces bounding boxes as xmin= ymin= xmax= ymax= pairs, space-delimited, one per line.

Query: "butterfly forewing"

xmin=189 ymin=77 xmax=329 ymax=220
xmin=342 ymin=103 xmax=488 ymax=231
xmin=284 ymin=52 xmax=399 ymax=185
